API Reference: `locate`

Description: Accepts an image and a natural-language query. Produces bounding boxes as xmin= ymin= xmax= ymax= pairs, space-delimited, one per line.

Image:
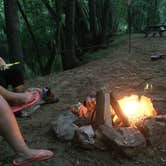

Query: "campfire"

xmin=113 ymin=95 xmax=157 ymax=127
xmin=69 ymin=89 xmax=158 ymax=129
xmin=52 ymin=87 xmax=166 ymax=152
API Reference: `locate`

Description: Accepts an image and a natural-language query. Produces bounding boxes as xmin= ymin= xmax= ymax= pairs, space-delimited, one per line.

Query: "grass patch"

xmin=82 ymin=34 xmax=128 ymax=63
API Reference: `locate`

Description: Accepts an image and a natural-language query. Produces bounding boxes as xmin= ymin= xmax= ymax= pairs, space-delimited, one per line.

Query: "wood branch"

xmin=110 ymin=92 xmax=130 ymax=127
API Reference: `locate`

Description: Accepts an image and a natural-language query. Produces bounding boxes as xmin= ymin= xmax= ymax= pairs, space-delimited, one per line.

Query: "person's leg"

xmin=0 ymin=95 xmax=53 ymax=164
xmin=0 ymin=94 xmax=30 ymax=153
xmin=0 ymin=85 xmax=33 ymax=106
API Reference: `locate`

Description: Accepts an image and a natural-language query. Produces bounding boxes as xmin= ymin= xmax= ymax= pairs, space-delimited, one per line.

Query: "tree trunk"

xmin=17 ymin=0 xmax=42 ymax=74
xmin=101 ymin=0 xmax=110 ymax=46
xmin=4 ymin=0 xmax=23 ymax=63
xmin=17 ymin=1 xmax=39 ymax=54
xmin=41 ymin=0 xmax=57 ymax=21
xmin=62 ymin=0 xmax=80 ymax=70
xmin=128 ymin=2 xmax=131 ymax=53
xmin=54 ymin=0 xmax=63 ymax=54
xmin=147 ymin=0 xmax=160 ymax=26
xmin=88 ymin=0 xmax=97 ymax=46
xmin=153 ymin=0 xmax=160 ymax=25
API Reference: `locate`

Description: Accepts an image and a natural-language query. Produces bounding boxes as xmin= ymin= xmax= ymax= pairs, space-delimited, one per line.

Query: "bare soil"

xmin=0 ymin=34 xmax=166 ymax=166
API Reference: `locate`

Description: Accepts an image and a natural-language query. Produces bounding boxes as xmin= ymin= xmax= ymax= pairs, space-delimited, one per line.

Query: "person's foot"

xmin=11 ymin=91 xmax=36 ymax=106
xmin=21 ymin=92 xmax=35 ymax=104
xmin=13 ymin=149 xmax=54 ymax=166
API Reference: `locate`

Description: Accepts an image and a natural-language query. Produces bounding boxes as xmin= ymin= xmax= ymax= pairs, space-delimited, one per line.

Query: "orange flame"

xmin=115 ymin=95 xmax=157 ymax=126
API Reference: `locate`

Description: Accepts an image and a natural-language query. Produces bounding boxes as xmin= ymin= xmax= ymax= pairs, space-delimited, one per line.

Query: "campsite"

xmin=0 ymin=1 xmax=166 ymax=166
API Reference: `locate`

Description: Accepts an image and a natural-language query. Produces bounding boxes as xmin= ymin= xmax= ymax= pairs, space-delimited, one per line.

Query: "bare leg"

xmin=0 ymin=86 xmax=32 ymax=106
xmin=0 ymin=95 xmax=53 ymax=164
xmin=0 ymin=95 xmax=29 ymax=153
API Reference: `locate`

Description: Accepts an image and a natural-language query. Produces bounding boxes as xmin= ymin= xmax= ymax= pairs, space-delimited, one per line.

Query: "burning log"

xmin=110 ymin=92 xmax=130 ymax=127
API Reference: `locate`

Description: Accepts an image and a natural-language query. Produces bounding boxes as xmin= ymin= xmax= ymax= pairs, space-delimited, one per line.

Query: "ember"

xmin=114 ymin=95 xmax=157 ymax=126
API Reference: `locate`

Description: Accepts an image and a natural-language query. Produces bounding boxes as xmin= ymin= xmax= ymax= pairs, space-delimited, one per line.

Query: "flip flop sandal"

xmin=11 ymin=91 xmax=40 ymax=113
xmin=13 ymin=150 xmax=54 ymax=166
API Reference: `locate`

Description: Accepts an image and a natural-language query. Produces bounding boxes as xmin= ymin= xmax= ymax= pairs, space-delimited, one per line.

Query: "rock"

xmin=51 ymin=110 xmax=79 ymax=141
xmin=99 ymin=125 xmax=146 ymax=148
xmin=137 ymin=115 xmax=166 ymax=146
xmin=98 ymin=125 xmax=147 ymax=155
xmin=74 ymin=125 xmax=95 ymax=149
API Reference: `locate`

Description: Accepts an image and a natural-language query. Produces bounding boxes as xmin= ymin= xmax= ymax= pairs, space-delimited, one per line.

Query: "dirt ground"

xmin=0 ymin=34 xmax=166 ymax=166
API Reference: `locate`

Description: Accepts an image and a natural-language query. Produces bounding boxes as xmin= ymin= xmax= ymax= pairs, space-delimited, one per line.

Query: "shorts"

xmin=0 ymin=65 xmax=24 ymax=89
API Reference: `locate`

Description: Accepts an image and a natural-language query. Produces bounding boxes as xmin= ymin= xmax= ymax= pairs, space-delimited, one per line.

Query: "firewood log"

xmin=110 ymin=92 xmax=130 ymax=127
xmin=94 ymin=88 xmax=112 ymax=128
xmin=94 ymin=89 xmax=105 ymax=128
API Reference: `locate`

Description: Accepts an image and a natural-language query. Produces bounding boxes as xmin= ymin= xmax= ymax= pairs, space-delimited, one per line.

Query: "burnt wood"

xmin=110 ymin=92 xmax=130 ymax=127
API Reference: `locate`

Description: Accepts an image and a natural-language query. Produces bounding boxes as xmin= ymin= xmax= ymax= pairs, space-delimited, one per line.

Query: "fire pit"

xmin=90 ymin=89 xmax=166 ymax=152
xmin=52 ymin=88 xmax=166 ymax=153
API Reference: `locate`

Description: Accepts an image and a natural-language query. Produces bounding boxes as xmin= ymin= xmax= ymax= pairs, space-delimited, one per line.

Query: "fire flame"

xmin=115 ymin=95 xmax=157 ymax=126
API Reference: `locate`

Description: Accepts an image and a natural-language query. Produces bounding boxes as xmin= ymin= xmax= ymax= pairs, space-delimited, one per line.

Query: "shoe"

xmin=40 ymin=87 xmax=59 ymax=105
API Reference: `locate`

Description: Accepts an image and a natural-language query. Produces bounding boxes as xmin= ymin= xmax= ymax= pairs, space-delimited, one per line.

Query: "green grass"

xmin=82 ymin=33 xmax=128 ymax=63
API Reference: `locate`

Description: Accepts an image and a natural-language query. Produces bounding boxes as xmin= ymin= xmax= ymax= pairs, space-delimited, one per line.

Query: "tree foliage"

xmin=0 ymin=0 xmax=165 ymax=77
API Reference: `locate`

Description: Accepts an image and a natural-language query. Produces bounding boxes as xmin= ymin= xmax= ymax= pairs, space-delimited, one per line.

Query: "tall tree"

xmin=4 ymin=0 xmax=23 ymax=62
xmin=17 ymin=1 xmax=39 ymax=54
xmin=62 ymin=0 xmax=80 ymax=70
xmin=88 ymin=0 xmax=97 ymax=45
xmin=131 ymin=1 xmax=147 ymax=32
xmin=54 ymin=0 xmax=64 ymax=55
xmin=147 ymin=0 xmax=160 ymax=26
xmin=101 ymin=0 xmax=111 ymax=45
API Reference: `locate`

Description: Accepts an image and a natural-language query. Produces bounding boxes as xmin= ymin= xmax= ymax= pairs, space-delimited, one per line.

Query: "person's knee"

xmin=0 ymin=85 xmax=4 ymax=89
xmin=13 ymin=85 xmax=24 ymax=93
xmin=0 ymin=95 xmax=7 ymax=113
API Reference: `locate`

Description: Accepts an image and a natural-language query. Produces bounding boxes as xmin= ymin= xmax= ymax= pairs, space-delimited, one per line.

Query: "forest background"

xmin=0 ymin=0 xmax=165 ymax=78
